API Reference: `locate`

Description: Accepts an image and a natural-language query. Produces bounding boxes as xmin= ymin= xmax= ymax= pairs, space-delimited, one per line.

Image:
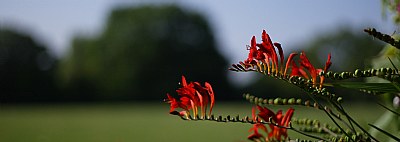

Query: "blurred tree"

xmin=58 ymin=5 xmax=236 ymax=101
xmin=0 ymin=28 xmax=57 ymax=102
xmin=301 ymin=27 xmax=384 ymax=72
xmin=244 ymin=27 xmax=384 ymax=99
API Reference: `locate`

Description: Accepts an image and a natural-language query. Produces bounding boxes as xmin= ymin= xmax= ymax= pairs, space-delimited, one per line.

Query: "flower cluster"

xmin=239 ymin=30 xmax=332 ymax=88
xmin=248 ymin=106 xmax=294 ymax=141
xmin=165 ymin=76 xmax=215 ymax=118
xmin=164 ymin=27 xmax=400 ymax=141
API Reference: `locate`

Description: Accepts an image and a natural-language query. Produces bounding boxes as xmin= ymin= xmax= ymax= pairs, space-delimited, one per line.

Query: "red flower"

xmin=245 ymin=36 xmax=259 ymax=66
xmin=299 ymin=51 xmax=318 ymax=86
xmin=318 ymin=53 xmax=332 ymax=88
xmin=248 ymin=107 xmax=269 ymax=141
xmin=284 ymin=53 xmax=297 ymax=77
xmin=243 ymin=30 xmax=285 ymax=75
xmin=290 ymin=60 xmax=308 ymax=79
xmin=165 ymin=76 xmax=215 ymax=118
xmin=268 ymin=108 xmax=294 ymax=141
xmin=296 ymin=52 xmax=331 ymax=88
xmin=258 ymin=30 xmax=279 ymax=74
xmin=248 ymin=106 xmax=295 ymax=141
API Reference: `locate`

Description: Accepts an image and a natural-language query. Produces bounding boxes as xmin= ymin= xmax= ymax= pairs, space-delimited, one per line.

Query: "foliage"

xmin=58 ymin=5 xmax=235 ymax=100
xmin=0 ymin=28 xmax=57 ymax=102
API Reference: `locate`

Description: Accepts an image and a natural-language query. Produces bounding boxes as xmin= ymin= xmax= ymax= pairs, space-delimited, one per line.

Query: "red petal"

xmin=274 ymin=42 xmax=284 ymax=71
xmin=300 ymin=52 xmax=317 ymax=83
xmin=290 ymin=60 xmax=308 ymax=79
xmin=324 ymin=53 xmax=332 ymax=72
xmin=282 ymin=108 xmax=294 ymax=126
xmin=299 ymin=52 xmax=315 ymax=72
xmin=205 ymin=82 xmax=214 ymax=115
xmin=181 ymin=75 xmax=187 ymax=87
xmin=257 ymin=106 xmax=275 ymax=122
xmin=166 ymin=93 xmax=178 ymax=113
xmin=284 ymin=53 xmax=298 ymax=76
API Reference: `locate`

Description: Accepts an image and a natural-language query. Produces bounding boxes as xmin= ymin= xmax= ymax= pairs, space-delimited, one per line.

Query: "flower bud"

xmin=274 ymin=98 xmax=282 ymax=105
xmin=296 ymin=99 xmax=302 ymax=105
xmin=354 ymin=69 xmax=362 ymax=77
xmin=393 ymin=95 xmax=400 ymax=109
xmin=288 ymin=98 xmax=295 ymax=104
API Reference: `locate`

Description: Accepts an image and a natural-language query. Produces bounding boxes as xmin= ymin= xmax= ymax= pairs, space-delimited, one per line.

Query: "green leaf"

xmin=331 ymin=82 xmax=400 ymax=93
xmin=377 ymin=103 xmax=400 ymax=116
xmin=369 ymin=124 xmax=400 ymax=141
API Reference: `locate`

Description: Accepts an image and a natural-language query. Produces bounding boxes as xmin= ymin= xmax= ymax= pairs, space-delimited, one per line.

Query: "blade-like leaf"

xmin=378 ymin=103 xmax=400 ymax=116
xmin=369 ymin=124 xmax=400 ymax=141
xmin=332 ymin=82 xmax=400 ymax=93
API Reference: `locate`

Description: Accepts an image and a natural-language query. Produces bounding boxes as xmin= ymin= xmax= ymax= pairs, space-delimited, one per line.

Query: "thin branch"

xmin=289 ymin=123 xmax=330 ymax=141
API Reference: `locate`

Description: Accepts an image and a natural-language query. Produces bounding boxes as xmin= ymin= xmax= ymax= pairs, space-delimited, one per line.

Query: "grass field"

xmin=0 ymin=102 xmax=385 ymax=142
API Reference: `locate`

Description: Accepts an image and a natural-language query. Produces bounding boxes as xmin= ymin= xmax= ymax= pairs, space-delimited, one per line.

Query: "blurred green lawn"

xmin=0 ymin=102 xmax=383 ymax=142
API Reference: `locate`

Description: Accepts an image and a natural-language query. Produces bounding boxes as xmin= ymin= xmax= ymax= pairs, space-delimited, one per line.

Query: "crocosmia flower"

xmin=165 ymin=75 xmax=215 ymax=118
xmin=238 ymin=30 xmax=332 ymax=89
xmin=248 ymin=106 xmax=294 ymax=141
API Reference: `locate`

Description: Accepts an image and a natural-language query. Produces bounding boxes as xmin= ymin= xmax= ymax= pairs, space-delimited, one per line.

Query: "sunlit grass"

xmin=0 ymin=102 xmax=384 ymax=142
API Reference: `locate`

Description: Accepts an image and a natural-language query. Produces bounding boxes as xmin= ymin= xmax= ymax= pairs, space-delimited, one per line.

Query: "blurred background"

xmin=0 ymin=0 xmax=398 ymax=142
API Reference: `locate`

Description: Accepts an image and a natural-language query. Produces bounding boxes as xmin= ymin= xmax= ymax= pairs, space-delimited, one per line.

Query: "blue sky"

xmin=0 ymin=0 xmax=396 ymax=59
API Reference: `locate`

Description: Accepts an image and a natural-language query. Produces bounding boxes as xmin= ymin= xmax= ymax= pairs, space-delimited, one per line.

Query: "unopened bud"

xmin=393 ymin=95 xmax=400 ymax=109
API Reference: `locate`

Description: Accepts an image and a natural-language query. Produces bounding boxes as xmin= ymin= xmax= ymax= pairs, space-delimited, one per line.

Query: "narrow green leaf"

xmin=377 ymin=103 xmax=400 ymax=116
xmin=369 ymin=124 xmax=400 ymax=141
xmin=332 ymin=82 xmax=400 ymax=93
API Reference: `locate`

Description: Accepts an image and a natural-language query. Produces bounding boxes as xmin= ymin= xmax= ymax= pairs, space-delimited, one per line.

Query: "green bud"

xmin=340 ymin=72 xmax=349 ymax=79
xmin=337 ymin=97 xmax=343 ymax=103
xmin=304 ymin=100 xmax=310 ymax=106
xmin=387 ymin=68 xmax=393 ymax=74
xmin=354 ymin=69 xmax=361 ymax=77
xmin=306 ymin=119 xmax=312 ymax=125
xmin=289 ymin=76 xmax=296 ymax=83
xmin=317 ymin=128 xmax=323 ymax=133
xmin=362 ymin=70 xmax=368 ymax=77
xmin=296 ymin=99 xmax=302 ymax=105
xmin=381 ymin=67 xmax=387 ymax=74
xmin=244 ymin=94 xmax=250 ymax=100
xmin=352 ymin=135 xmax=357 ymax=141
xmin=319 ymin=70 xmax=324 ymax=76
xmin=274 ymin=98 xmax=282 ymax=105
xmin=313 ymin=103 xmax=319 ymax=108
xmin=218 ymin=116 xmax=223 ymax=121
xmin=371 ymin=69 xmax=377 ymax=76
xmin=288 ymin=98 xmax=295 ymax=104
xmin=262 ymin=99 xmax=268 ymax=104
xmin=268 ymin=99 xmax=274 ymax=104
xmin=344 ymin=136 xmax=350 ymax=142
xmin=248 ymin=95 xmax=255 ymax=103
xmin=258 ymin=98 xmax=263 ymax=103
xmin=312 ymin=120 xmax=319 ymax=126
xmin=326 ymin=71 xmax=334 ymax=78
xmin=282 ymin=98 xmax=288 ymax=104
xmin=333 ymin=72 xmax=340 ymax=79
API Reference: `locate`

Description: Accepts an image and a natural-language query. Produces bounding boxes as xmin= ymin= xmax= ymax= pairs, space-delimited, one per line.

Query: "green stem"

xmin=331 ymin=101 xmax=379 ymax=142
xmin=305 ymin=92 xmax=354 ymax=141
